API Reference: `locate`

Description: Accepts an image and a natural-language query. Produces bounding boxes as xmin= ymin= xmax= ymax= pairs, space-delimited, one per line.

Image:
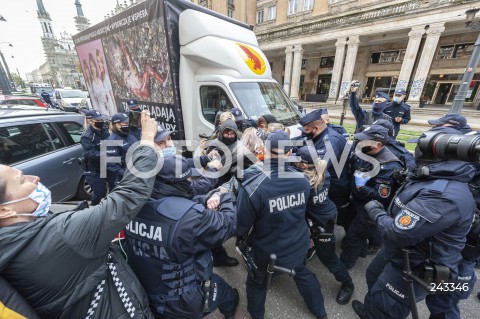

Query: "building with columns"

xmin=253 ymin=0 xmax=480 ymax=107
xmin=32 ymin=0 xmax=90 ymax=88
xmin=103 ymin=0 xmax=480 ymax=108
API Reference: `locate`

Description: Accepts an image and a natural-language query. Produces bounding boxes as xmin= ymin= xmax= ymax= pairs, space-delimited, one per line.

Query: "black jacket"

xmin=0 ymin=146 xmax=157 ymax=319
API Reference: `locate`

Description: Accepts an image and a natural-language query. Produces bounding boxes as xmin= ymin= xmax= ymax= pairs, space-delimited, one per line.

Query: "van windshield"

xmin=229 ymin=82 xmax=301 ymax=126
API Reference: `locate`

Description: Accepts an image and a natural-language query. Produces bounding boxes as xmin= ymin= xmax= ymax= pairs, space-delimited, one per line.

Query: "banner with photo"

xmin=73 ymin=0 xmax=182 ymax=138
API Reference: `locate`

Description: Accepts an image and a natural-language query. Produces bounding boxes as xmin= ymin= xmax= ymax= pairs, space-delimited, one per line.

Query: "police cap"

xmin=111 ymin=113 xmax=129 ymax=124
xmin=354 ymin=125 xmax=389 ymax=142
xmin=299 ymin=109 xmax=323 ymax=126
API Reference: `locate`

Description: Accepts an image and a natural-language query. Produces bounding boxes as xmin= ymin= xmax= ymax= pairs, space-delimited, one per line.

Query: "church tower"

xmin=74 ymin=0 xmax=90 ymax=32
xmin=36 ymin=0 xmax=59 ymax=86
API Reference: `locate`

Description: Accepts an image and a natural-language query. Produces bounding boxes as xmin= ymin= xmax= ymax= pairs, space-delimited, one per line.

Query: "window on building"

xmin=228 ymin=9 xmax=234 ymax=18
xmin=320 ymin=56 xmax=335 ymax=68
xmin=370 ymin=50 xmax=405 ymax=64
xmin=304 ymin=0 xmax=314 ymax=11
xmin=328 ymin=0 xmax=341 ymax=3
xmin=257 ymin=10 xmax=264 ymax=24
xmin=227 ymin=0 xmax=234 ymax=5
xmin=453 ymin=43 xmax=474 ymax=58
xmin=364 ymin=76 xmax=398 ymax=98
xmin=288 ymin=0 xmax=298 ymax=15
xmin=438 ymin=45 xmax=455 ymax=59
xmin=301 ymin=59 xmax=307 ymax=69
xmin=268 ymin=5 xmax=277 ymax=20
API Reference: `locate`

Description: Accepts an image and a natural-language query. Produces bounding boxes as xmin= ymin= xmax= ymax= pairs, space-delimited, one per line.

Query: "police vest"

xmin=387 ymin=178 xmax=450 ymax=267
xmin=124 ymin=197 xmax=205 ymax=311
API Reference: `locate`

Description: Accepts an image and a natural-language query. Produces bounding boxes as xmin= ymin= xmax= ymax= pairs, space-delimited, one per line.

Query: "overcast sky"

xmin=0 ymin=0 xmax=125 ymax=78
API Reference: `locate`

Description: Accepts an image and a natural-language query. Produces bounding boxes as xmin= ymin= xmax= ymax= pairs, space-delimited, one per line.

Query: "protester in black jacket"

xmin=0 ymin=111 xmax=158 ymax=319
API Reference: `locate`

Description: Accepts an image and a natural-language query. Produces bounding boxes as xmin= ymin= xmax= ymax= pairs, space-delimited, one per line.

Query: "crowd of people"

xmin=0 ymin=85 xmax=479 ymax=319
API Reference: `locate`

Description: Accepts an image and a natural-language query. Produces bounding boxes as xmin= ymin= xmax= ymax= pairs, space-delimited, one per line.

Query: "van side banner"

xmin=73 ymin=0 xmax=184 ymax=139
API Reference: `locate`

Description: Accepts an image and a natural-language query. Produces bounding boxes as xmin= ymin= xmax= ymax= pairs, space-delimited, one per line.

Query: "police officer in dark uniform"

xmin=424 ymin=128 xmax=480 ymax=319
xmin=340 ymin=125 xmax=403 ymax=270
xmin=295 ymin=146 xmax=354 ymax=305
xmin=300 ymin=109 xmax=352 ymax=232
xmin=126 ymin=98 xmax=142 ymax=140
xmin=383 ymin=89 xmax=411 ymax=138
xmin=80 ymin=110 xmax=109 ymax=205
xmin=237 ymin=131 xmax=327 ymax=319
xmin=427 ymin=113 xmax=470 ymax=135
xmin=40 ymin=90 xmax=54 ymax=108
xmin=124 ymin=155 xmax=239 ymax=319
xmin=352 ymin=144 xmax=477 ymax=319
xmin=106 ymin=113 xmax=138 ymax=184
xmin=319 ymin=108 xmax=348 ymax=136
xmin=350 ymin=82 xmax=392 ymax=133
xmin=368 ymin=119 xmax=416 ymax=171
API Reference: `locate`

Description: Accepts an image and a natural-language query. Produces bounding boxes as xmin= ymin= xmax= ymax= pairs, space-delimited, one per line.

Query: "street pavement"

xmin=50 ymin=203 xmax=480 ymax=319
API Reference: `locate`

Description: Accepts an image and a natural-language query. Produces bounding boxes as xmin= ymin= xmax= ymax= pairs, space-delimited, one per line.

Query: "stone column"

xmin=289 ymin=44 xmax=304 ymax=101
xmin=327 ymin=37 xmax=347 ymax=103
xmin=339 ymin=35 xmax=360 ymax=98
xmin=408 ymin=23 xmax=445 ymax=106
xmin=283 ymin=45 xmax=294 ymax=95
xmin=396 ymin=25 xmax=426 ymax=91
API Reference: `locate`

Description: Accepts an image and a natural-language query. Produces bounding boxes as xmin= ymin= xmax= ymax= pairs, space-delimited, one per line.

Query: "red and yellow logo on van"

xmin=236 ymin=43 xmax=266 ymax=75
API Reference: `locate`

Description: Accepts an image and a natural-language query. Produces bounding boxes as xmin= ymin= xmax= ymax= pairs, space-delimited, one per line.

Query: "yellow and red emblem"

xmin=399 ymin=215 xmax=411 ymax=226
xmin=236 ymin=43 xmax=266 ymax=75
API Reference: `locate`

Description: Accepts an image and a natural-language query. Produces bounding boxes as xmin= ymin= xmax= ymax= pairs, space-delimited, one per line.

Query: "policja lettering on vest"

xmin=269 ymin=192 xmax=306 ymax=213
xmin=127 ymin=220 xmax=163 ymax=241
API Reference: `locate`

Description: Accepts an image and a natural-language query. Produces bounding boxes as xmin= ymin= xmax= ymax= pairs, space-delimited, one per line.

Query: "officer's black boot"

xmin=352 ymin=300 xmax=366 ymax=319
xmin=336 ymin=281 xmax=354 ymax=305
xmin=224 ymin=288 xmax=239 ymax=319
xmin=477 ymin=291 xmax=480 ymax=301
xmin=213 ymin=256 xmax=239 ymax=267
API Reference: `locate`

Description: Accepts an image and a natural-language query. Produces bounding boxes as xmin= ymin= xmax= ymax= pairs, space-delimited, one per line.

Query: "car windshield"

xmin=229 ymin=82 xmax=300 ymax=126
xmin=61 ymin=90 xmax=85 ymax=98
xmin=35 ymin=87 xmax=53 ymax=93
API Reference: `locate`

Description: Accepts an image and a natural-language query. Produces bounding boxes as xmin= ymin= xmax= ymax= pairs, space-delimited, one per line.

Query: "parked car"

xmin=0 ymin=107 xmax=91 ymax=202
xmin=53 ymin=88 xmax=92 ymax=112
xmin=0 ymin=96 xmax=48 ymax=108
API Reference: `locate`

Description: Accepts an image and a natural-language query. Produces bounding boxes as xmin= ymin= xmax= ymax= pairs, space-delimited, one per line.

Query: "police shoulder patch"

xmin=378 ymin=184 xmax=391 ymax=198
xmin=394 ymin=209 xmax=420 ymax=230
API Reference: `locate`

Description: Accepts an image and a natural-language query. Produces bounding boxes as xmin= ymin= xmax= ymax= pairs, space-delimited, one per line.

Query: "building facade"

xmin=192 ymin=0 xmax=480 ymax=107
xmin=33 ymin=0 xmax=90 ymax=88
xmin=252 ymin=0 xmax=480 ymax=107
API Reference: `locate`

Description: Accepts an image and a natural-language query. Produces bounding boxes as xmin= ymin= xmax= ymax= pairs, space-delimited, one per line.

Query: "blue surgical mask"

xmin=1 ymin=182 xmax=52 ymax=217
xmin=162 ymin=146 xmax=177 ymax=157
xmin=220 ymin=100 xmax=227 ymax=107
xmin=393 ymin=96 xmax=403 ymax=103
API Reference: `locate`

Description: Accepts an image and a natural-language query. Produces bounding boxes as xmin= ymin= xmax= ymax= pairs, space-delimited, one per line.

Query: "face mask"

xmin=120 ymin=125 xmax=130 ymax=134
xmin=362 ymin=146 xmax=375 ymax=154
xmin=93 ymin=121 xmax=104 ymax=129
xmin=372 ymin=101 xmax=387 ymax=112
xmin=220 ymin=100 xmax=227 ymax=107
xmin=393 ymin=96 xmax=403 ymax=103
xmin=1 ymin=182 xmax=52 ymax=217
xmin=162 ymin=146 xmax=177 ymax=157
xmin=222 ymin=137 xmax=237 ymax=145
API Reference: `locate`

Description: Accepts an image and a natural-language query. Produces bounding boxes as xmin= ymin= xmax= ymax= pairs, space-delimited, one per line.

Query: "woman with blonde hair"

xmin=295 ymin=145 xmax=355 ymax=306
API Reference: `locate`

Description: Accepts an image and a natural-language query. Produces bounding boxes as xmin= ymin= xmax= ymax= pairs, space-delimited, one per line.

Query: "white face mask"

xmin=1 ymin=182 xmax=52 ymax=217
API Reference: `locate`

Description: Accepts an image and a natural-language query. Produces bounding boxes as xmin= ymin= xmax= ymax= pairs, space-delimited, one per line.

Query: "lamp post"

xmin=449 ymin=8 xmax=480 ymax=113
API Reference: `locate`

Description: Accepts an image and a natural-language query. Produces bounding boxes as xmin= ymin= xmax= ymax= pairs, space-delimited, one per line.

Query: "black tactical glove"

xmin=365 ymin=200 xmax=386 ymax=222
